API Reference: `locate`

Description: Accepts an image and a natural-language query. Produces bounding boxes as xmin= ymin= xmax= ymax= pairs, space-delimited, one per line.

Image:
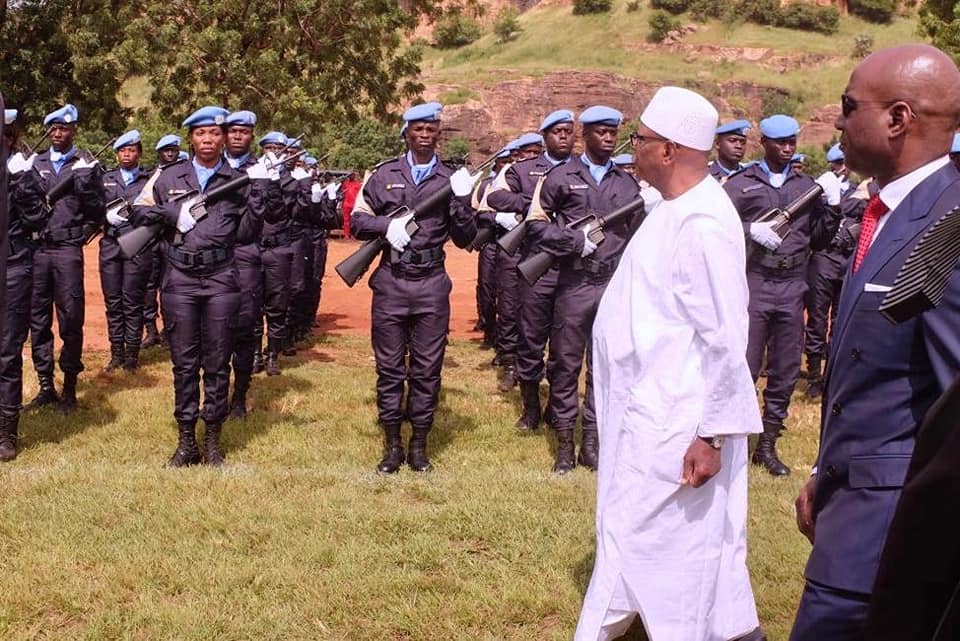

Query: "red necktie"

xmin=853 ymin=194 xmax=888 ymax=272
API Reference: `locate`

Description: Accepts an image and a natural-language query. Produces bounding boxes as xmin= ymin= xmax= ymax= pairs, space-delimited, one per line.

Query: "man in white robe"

xmin=575 ymin=87 xmax=764 ymax=641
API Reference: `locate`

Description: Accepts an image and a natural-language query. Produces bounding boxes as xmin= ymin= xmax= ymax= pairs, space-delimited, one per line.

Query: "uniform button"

xmin=850 ymin=348 xmax=862 ymax=360
xmin=831 ymin=403 xmax=841 ymax=417
xmin=825 ymin=464 xmax=837 ymax=477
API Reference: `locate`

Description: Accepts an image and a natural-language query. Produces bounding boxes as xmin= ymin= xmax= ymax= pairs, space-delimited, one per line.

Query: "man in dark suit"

xmin=790 ymin=44 xmax=960 ymax=641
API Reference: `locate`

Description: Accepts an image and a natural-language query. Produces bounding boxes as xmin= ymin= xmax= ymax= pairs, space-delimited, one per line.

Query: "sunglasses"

xmin=841 ymin=94 xmax=918 ymax=119
xmin=629 ymin=132 xmax=668 ymax=146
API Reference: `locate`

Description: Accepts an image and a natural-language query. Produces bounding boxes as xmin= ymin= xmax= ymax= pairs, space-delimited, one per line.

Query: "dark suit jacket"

xmin=806 ymin=161 xmax=960 ymax=595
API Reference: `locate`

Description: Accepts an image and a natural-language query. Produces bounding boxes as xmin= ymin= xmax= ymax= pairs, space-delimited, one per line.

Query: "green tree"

xmin=493 ymin=6 xmax=523 ymax=43
xmin=919 ymin=0 xmax=960 ymax=64
xmin=318 ymin=117 xmax=403 ymax=170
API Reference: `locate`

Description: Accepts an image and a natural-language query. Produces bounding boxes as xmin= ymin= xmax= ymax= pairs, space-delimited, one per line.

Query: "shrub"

xmin=689 ymin=0 xmax=725 ymax=21
xmin=776 ymin=2 xmax=839 ymax=35
xmin=443 ymin=137 xmax=471 ymax=163
xmin=651 ymin=0 xmax=691 ymax=15
xmin=852 ymin=33 xmax=874 ymax=59
xmin=648 ymin=10 xmax=681 ymax=42
xmin=735 ymin=0 xmax=780 ymax=25
xmin=626 ymin=0 xmax=641 ymax=12
xmin=493 ymin=7 xmax=523 ymax=43
xmin=761 ymin=88 xmax=801 ymax=117
xmin=573 ymin=0 xmax=613 ymax=15
xmin=433 ymin=13 xmax=482 ymax=48
xmin=848 ymin=0 xmax=896 ymax=23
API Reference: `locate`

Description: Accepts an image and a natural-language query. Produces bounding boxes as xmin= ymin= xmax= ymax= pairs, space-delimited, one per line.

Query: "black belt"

xmin=573 ymin=256 xmax=617 ymax=276
xmin=167 ymin=246 xmax=234 ymax=269
xmin=753 ymin=250 xmax=808 ymax=271
xmin=104 ymin=224 xmax=131 ymax=239
xmin=260 ymin=229 xmax=293 ymax=248
xmin=389 ymin=246 xmax=445 ymax=266
xmin=40 ymin=225 xmax=85 ymax=244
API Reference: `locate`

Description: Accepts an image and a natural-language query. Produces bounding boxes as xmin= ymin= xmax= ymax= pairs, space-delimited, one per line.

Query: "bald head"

xmin=837 ymin=44 xmax=960 ymax=185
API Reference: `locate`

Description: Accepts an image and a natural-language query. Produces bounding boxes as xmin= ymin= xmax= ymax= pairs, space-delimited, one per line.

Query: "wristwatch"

xmin=698 ymin=436 xmax=724 ymax=450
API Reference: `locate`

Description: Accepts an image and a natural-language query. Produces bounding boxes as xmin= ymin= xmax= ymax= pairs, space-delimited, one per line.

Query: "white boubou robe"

xmin=576 ymin=176 xmax=763 ymax=641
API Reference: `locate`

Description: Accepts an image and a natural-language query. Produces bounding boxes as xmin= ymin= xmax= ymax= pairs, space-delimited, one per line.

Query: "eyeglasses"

xmin=841 ymin=94 xmax=918 ymax=119
xmin=629 ymin=132 xmax=668 ymax=146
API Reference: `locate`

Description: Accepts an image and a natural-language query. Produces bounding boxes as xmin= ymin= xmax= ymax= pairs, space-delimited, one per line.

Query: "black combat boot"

xmin=553 ymin=427 xmax=576 ymax=474
xmin=407 ymin=425 xmax=432 ymax=472
xmin=578 ymin=425 xmax=599 ymax=471
xmin=752 ymin=420 xmax=790 ymax=477
xmin=58 ymin=373 xmax=78 ymax=413
xmin=281 ymin=335 xmax=297 ymax=357
xmin=123 ymin=344 xmax=140 ymax=372
xmin=229 ymin=374 xmax=251 ymax=419
xmin=252 ymin=344 xmax=265 ymax=374
xmin=0 ymin=412 xmax=20 ymax=462
xmin=166 ymin=422 xmax=202 ymax=467
xmin=203 ymin=422 xmax=226 ymax=467
xmin=142 ymin=320 xmax=162 ymax=349
xmin=515 ymin=381 xmax=542 ymax=431
xmin=104 ymin=343 xmax=125 ymax=372
xmin=377 ymin=423 xmax=405 ymax=474
xmin=497 ymin=356 xmax=517 ymax=393
xmin=805 ymin=355 xmax=824 ymax=398
xmin=27 ymin=375 xmax=59 ymax=410
xmin=265 ymin=341 xmax=281 ymax=376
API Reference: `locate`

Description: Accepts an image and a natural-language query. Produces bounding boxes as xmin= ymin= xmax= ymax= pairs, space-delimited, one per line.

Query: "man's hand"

xmin=449 ymin=167 xmax=480 ymax=197
xmin=7 ymin=152 xmax=36 ymax=174
xmin=71 ymin=157 xmax=99 ymax=172
xmin=580 ymin=226 xmax=598 ymax=257
xmin=386 ymin=212 xmax=413 ymax=252
xmin=681 ymin=437 xmax=721 ymax=488
xmin=815 ymin=171 xmax=842 ymax=206
xmin=290 ymin=166 xmax=311 ymax=181
xmin=176 ymin=197 xmax=199 ymax=233
xmin=795 ymin=477 xmax=817 ymax=544
xmin=749 ymin=221 xmax=783 ymax=251
xmin=495 ymin=212 xmax=519 ymax=231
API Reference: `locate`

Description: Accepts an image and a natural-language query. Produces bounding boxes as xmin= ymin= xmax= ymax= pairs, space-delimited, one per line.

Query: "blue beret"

xmin=4 ymin=109 xmax=17 ymax=125
xmin=613 ymin=153 xmax=634 ymax=166
xmin=181 ymin=106 xmax=229 ymax=129
xmin=539 ymin=109 xmax=574 ymax=132
xmin=791 ymin=153 xmax=805 ymax=162
xmin=716 ymin=119 xmax=752 ymax=136
xmin=258 ymin=131 xmax=287 ymax=147
xmin=178 ymin=151 xmax=189 ymax=160
xmin=402 ymin=101 xmax=443 ymax=123
xmin=43 ymin=104 xmax=79 ymax=127
xmin=516 ymin=132 xmax=544 ymax=148
xmin=225 ymin=110 xmax=257 ymax=127
xmin=287 ymin=137 xmax=303 ymax=149
xmin=579 ymin=105 xmax=623 ymax=127
xmin=826 ymin=143 xmax=844 ymax=163
xmin=114 ymin=130 xmax=142 ymax=150
xmin=495 ymin=146 xmax=512 ymax=159
xmin=505 ymin=139 xmax=521 ymax=152
xmin=952 ymin=134 xmax=960 ymax=154
xmin=759 ymin=114 xmax=800 ymax=139
xmin=304 ymin=155 xmax=318 ymax=167
xmin=155 ymin=134 xmax=181 ymax=151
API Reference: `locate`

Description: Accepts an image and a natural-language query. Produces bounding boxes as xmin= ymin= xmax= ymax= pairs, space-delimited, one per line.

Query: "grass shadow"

xmin=21 ymin=373 xmax=121 ymax=447
xmin=222 ymin=370 xmax=314 ymax=455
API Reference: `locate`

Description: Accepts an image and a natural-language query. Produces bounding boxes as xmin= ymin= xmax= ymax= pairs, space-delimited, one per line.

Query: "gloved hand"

xmin=105 ymin=207 xmax=127 ymax=227
xmin=325 ymin=182 xmax=340 ymax=200
xmin=749 ymin=221 xmax=783 ymax=251
xmin=449 ymin=167 xmax=480 ymax=197
xmin=580 ymin=227 xmax=598 ymax=257
xmin=290 ymin=166 xmax=311 ymax=181
xmin=386 ymin=212 xmax=413 ymax=252
xmin=248 ymin=155 xmax=281 ymax=181
xmin=815 ymin=171 xmax=842 ymax=206
xmin=7 ymin=152 xmax=36 ymax=174
xmin=176 ymin=198 xmax=198 ymax=234
xmin=495 ymin=212 xmax=519 ymax=231
xmin=71 ymin=156 xmax=99 ymax=172
xmin=310 ymin=182 xmax=324 ymax=204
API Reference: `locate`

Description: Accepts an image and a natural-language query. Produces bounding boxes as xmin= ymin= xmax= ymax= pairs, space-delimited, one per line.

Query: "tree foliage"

xmin=919 ymin=0 xmax=960 ymax=65
xmin=493 ymin=7 xmax=523 ymax=43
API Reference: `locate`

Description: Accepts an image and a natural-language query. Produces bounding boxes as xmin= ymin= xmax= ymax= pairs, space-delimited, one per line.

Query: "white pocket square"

xmin=864 ymin=282 xmax=893 ymax=293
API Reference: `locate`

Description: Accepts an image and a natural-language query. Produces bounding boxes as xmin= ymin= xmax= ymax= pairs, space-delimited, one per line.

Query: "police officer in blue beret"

xmin=472 ymin=143 xmax=513 ymax=350
xmin=0 ymin=109 xmax=47 ymax=459
xmin=525 ymin=105 xmax=641 ymax=473
xmin=351 ymin=101 xmax=478 ymax=473
xmin=710 ymin=119 xmax=751 ymax=183
xmin=27 ymin=104 xmax=105 ymax=412
xmin=951 ymin=132 xmax=960 ymax=171
xmin=723 ymin=114 xmax=841 ymax=476
xmin=487 ymin=109 xmax=576 ymax=431
xmin=128 ymin=106 xmax=280 ymax=466
xmin=99 ymin=130 xmax=153 ymax=372
xmin=156 ymin=134 xmax=182 ymax=166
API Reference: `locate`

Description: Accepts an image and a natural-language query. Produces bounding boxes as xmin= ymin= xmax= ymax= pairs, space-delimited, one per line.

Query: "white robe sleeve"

xmin=673 ymin=214 xmax=759 ymax=437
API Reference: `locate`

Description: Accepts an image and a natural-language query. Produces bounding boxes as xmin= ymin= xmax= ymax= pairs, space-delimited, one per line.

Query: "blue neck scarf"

xmin=120 ymin=167 xmax=140 ymax=186
xmin=545 ymin=152 xmax=569 ymax=167
xmin=192 ymin=157 xmax=224 ymax=192
xmin=758 ymin=160 xmax=790 ymax=189
xmin=581 ymin=153 xmax=612 ymax=186
xmin=50 ymin=146 xmax=77 ymax=174
xmin=406 ymin=151 xmax=437 ymax=186
xmin=225 ymin=151 xmax=251 ymax=169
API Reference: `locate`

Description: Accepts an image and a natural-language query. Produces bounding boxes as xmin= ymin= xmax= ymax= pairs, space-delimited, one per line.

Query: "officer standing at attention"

xmin=0 ymin=110 xmax=47 ymax=460
xmin=527 ymin=106 xmax=641 ymax=473
xmin=142 ymin=134 xmax=184 ymax=351
xmin=723 ymin=115 xmax=841 ymax=477
xmin=486 ymin=109 xmax=575 ymax=431
xmin=803 ymin=143 xmax=866 ymax=399
xmin=350 ymin=101 xmax=478 ymax=474
xmin=709 ymin=119 xmax=752 ymax=183
xmin=129 ymin=106 xmax=277 ymax=467
xmin=28 ymin=104 xmax=104 ymax=412
xmin=100 ymin=130 xmax=153 ymax=372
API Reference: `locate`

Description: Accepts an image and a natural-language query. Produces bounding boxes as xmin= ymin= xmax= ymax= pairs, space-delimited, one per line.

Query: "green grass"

xmin=1 ymin=335 xmax=820 ymax=640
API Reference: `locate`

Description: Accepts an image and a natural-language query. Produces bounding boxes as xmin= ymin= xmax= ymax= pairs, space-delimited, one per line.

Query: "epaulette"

xmin=158 ymin=157 xmax=187 ymax=171
xmin=719 ymin=163 xmax=752 ymax=186
xmin=369 ymin=154 xmax=403 ymax=174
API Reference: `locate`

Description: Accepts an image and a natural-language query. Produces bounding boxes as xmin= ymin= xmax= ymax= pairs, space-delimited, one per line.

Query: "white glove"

xmin=310 ymin=182 xmax=324 ymax=204
xmin=176 ymin=198 xmax=198 ymax=234
xmin=290 ymin=166 xmax=310 ymax=181
xmin=385 ymin=212 xmax=413 ymax=252
xmin=105 ymin=207 xmax=127 ymax=227
xmin=495 ymin=212 xmax=519 ymax=231
xmin=580 ymin=227 xmax=598 ymax=257
xmin=71 ymin=157 xmax=99 ymax=171
xmin=749 ymin=221 xmax=783 ymax=251
xmin=247 ymin=156 xmax=281 ymax=181
xmin=449 ymin=167 xmax=480 ymax=197
xmin=6 ymin=152 xmax=35 ymax=174
xmin=815 ymin=171 xmax=842 ymax=206
xmin=325 ymin=182 xmax=340 ymax=200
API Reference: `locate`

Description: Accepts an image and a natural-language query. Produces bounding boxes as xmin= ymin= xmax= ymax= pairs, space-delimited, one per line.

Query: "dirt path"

xmin=81 ymin=238 xmax=482 ymax=351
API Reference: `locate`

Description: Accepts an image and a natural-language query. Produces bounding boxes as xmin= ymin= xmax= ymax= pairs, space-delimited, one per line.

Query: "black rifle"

xmin=497 ymin=139 xmax=632 ymax=257
xmin=516 ymin=195 xmax=645 ymax=286
xmin=334 ymin=151 xmax=501 ymax=287
xmin=746 ymin=183 xmax=823 ymax=261
xmin=118 ymin=150 xmax=305 ymax=259
xmin=21 ymin=127 xmax=53 ymax=156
